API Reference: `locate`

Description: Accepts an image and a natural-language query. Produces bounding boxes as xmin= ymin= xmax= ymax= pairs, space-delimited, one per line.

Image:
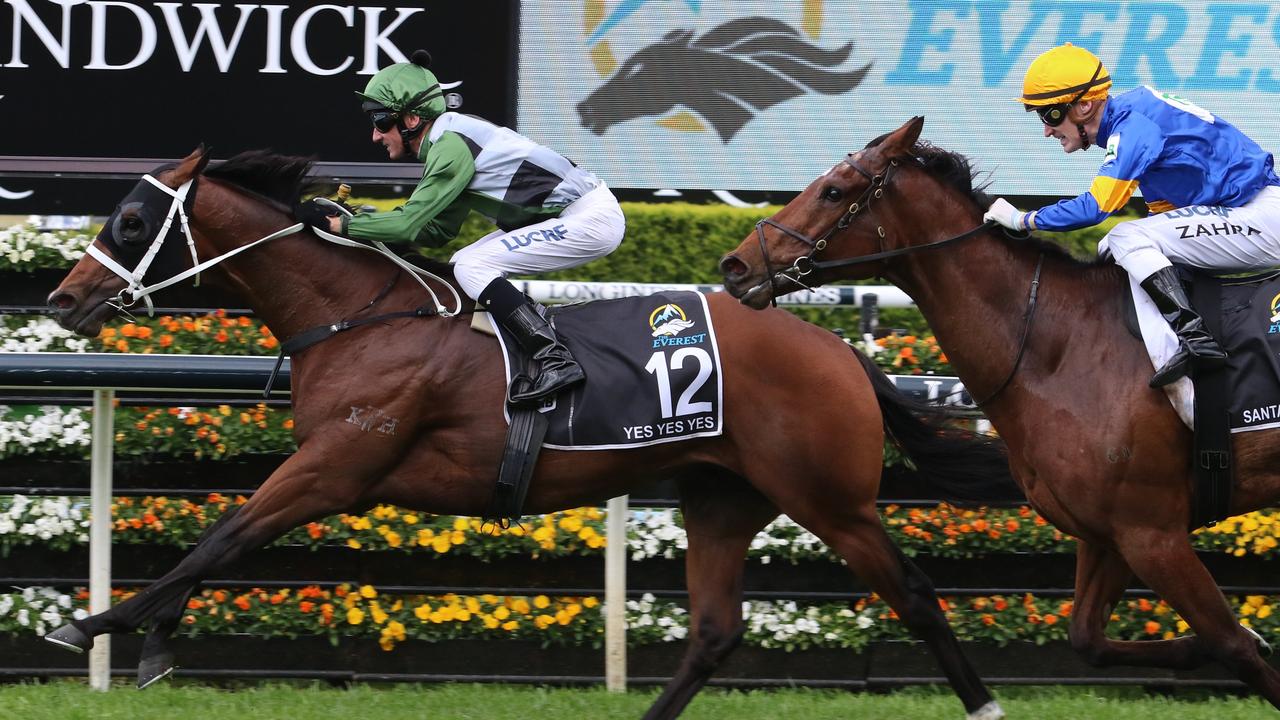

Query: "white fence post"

xmin=605 ymin=494 xmax=628 ymax=691
xmin=89 ymin=388 xmax=114 ymax=691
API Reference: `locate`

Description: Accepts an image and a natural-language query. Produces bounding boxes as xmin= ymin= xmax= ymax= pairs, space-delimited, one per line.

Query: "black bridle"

xmin=751 ymin=152 xmax=1043 ymax=408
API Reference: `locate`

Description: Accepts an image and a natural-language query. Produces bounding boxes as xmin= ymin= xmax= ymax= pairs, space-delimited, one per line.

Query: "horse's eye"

xmin=823 ymin=186 xmax=843 ymax=202
xmin=121 ymin=217 xmax=144 ymax=237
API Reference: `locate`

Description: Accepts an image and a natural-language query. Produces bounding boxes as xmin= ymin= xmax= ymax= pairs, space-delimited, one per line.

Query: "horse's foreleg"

xmin=1119 ymin=530 xmax=1280 ymax=708
xmin=45 ymin=450 xmax=367 ymax=687
xmin=1068 ymin=539 xmax=1213 ymax=669
xmin=641 ymin=476 xmax=777 ymax=720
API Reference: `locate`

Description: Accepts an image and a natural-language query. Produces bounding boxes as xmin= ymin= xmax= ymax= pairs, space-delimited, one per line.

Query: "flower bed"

xmin=3 ymin=583 xmax=1278 ymax=653
xmin=4 ymin=495 xmax=1280 ymax=564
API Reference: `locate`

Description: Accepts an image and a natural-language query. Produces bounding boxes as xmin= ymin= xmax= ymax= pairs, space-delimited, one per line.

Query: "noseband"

xmin=754 ymin=155 xmax=897 ymax=303
xmin=754 ymin=154 xmax=999 ymax=302
xmin=751 ymin=152 xmax=1041 ymax=408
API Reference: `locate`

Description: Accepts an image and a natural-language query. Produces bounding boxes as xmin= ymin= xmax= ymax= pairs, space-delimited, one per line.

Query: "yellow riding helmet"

xmin=1020 ymin=43 xmax=1112 ymax=107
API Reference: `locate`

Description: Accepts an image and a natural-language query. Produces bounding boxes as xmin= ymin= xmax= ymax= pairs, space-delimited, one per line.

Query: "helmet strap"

xmin=396 ymin=119 xmax=423 ymax=162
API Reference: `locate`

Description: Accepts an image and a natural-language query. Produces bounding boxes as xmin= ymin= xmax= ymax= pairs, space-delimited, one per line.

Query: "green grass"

xmin=0 ymin=682 xmax=1271 ymax=720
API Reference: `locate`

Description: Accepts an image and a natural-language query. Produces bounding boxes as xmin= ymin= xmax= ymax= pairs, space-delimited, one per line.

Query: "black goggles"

xmin=369 ymin=110 xmax=400 ymax=133
xmin=1033 ymin=103 xmax=1071 ymax=127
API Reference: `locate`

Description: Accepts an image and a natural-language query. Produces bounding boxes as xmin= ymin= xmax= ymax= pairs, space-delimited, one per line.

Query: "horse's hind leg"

xmin=1119 ymin=530 xmax=1280 ymax=708
xmin=1069 ymin=539 xmax=1216 ymax=669
xmin=44 ymin=449 xmax=365 ymax=686
xmin=641 ymin=474 xmax=778 ymax=720
xmin=779 ymin=500 xmax=1001 ymax=719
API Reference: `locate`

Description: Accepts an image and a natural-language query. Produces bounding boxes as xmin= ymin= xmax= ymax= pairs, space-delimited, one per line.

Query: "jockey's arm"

xmin=343 ymin=131 xmax=476 ymax=247
xmin=1031 ymin=114 xmax=1165 ymax=232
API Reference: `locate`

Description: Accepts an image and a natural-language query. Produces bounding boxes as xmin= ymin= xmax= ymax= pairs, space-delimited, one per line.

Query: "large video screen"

xmin=518 ymin=1 xmax=1280 ymax=196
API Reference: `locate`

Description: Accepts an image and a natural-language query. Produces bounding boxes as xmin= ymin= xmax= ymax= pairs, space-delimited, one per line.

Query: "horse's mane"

xmin=863 ymin=134 xmax=1108 ymax=270
xmin=204 ymin=150 xmax=314 ymax=208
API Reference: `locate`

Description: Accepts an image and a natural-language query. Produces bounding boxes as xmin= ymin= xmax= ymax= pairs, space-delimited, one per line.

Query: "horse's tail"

xmin=851 ymin=347 xmax=1024 ymax=504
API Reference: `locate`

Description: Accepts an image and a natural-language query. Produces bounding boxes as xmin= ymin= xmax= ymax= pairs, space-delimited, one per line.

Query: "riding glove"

xmin=294 ymin=198 xmax=340 ymax=233
xmin=983 ymin=198 xmax=1035 ymax=231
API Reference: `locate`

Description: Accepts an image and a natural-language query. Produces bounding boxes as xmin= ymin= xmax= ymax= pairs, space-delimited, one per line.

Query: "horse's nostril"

xmin=719 ymin=255 xmax=747 ymax=279
xmin=47 ymin=292 xmax=76 ymax=312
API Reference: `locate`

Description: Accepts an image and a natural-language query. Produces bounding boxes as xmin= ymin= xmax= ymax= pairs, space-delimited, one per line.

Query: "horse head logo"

xmin=576 ymin=16 xmax=872 ymax=142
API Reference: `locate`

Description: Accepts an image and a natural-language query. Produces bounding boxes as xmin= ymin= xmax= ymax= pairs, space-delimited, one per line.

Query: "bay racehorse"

xmin=721 ymin=116 xmax=1280 ymax=708
xmin=44 ymin=148 xmax=1013 ymax=720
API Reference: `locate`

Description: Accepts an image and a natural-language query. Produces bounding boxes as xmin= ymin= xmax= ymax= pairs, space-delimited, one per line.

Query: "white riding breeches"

xmin=1098 ymin=185 xmax=1280 ymax=280
xmin=450 ymin=183 xmax=626 ymax=299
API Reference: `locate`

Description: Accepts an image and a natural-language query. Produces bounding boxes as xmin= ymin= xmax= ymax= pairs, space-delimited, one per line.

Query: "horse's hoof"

xmin=137 ymin=653 xmax=176 ymax=690
xmin=966 ymin=700 xmax=1005 ymax=720
xmin=1243 ymin=624 xmax=1274 ymax=657
xmin=44 ymin=624 xmax=92 ymax=653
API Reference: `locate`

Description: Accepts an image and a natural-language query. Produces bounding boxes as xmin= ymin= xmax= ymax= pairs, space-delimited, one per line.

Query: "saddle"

xmin=1123 ymin=267 xmax=1280 ymax=527
xmin=475 ymin=291 xmax=725 ymax=524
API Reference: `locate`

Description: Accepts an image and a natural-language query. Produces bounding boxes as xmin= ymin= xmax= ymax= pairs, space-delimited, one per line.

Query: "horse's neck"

xmin=198 ymin=194 xmax=460 ymax=342
xmin=889 ymin=229 xmax=1123 ymax=405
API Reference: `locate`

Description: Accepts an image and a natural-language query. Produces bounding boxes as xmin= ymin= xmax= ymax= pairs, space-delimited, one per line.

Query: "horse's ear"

xmin=169 ymin=145 xmax=212 ymax=186
xmin=882 ymin=116 xmax=925 ymax=156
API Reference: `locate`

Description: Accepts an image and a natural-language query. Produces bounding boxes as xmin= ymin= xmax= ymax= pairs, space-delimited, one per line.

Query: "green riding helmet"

xmin=357 ymin=49 xmax=446 ymax=120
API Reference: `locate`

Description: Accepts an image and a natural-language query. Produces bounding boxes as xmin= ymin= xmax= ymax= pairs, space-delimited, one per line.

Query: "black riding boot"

xmin=480 ymin=278 xmax=585 ymax=405
xmin=1141 ymin=267 xmax=1226 ymax=388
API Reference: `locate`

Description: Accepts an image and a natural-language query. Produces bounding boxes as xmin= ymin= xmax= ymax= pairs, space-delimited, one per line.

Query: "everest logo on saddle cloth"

xmin=492 ymin=291 xmax=724 ymax=450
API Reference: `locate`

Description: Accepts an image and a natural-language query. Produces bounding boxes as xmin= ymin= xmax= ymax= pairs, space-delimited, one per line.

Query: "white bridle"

xmin=84 ymin=175 xmax=461 ymax=318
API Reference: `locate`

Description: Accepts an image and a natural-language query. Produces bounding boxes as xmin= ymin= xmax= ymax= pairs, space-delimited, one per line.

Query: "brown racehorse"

xmin=721 ymin=116 xmax=1280 ymax=709
xmin=44 ymin=148 xmax=1014 ymax=720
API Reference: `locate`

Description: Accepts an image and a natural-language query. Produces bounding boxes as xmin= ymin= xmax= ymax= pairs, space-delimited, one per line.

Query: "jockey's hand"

xmin=983 ymin=198 xmax=1033 ymax=231
xmin=294 ymin=198 xmax=340 ymax=233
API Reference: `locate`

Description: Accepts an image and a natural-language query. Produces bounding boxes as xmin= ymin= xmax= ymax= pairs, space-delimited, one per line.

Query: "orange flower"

xmin=215 ymin=330 xmax=229 ymax=343
xmin=238 ymin=316 xmax=252 ymax=327
xmin=233 ymin=596 xmax=251 ymax=611
xmin=982 ymin=614 xmax=995 ymax=625
xmin=136 ymin=326 xmax=153 ymax=339
xmin=212 ymin=590 xmax=228 ymax=603
xmin=186 ymin=599 xmax=204 ymax=610
xmin=120 ymin=323 xmax=138 ymax=337
xmin=115 ymin=339 xmax=129 ymax=352
xmin=306 ymin=523 xmax=325 ymax=540
xmin=1043 ymin=614 xmax=1059 ymax=625
xmin=1144 ymin=621 xmax=1161 ymax=635
xmin=299 ymin=601 xmax=315 ymax=613
xmin=159 ymin=334 xmax=174 ymax=348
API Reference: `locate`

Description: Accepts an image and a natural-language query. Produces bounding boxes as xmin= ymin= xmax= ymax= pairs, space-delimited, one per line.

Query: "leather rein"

xmin=752 ymin=153 xmax=1044 ymax=408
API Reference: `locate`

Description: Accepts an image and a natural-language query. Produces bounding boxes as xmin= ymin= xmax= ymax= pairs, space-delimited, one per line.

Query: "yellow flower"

xmin=501 ymin=620 xmax=518 ymax=631
xmin=1259 ymin=605 xmax=1273 ymax=619
xmin=534 ymin=614 xmax=555 ymax=629
xmin=403 ymin=514 xmax=419 ymax=525
xmin=453 ymin=517 xmax=470 ymax=532
xmin=370 ymin=601 xmax=388 ymax=625
xmin=533 ymin=595 xmax=551 ymax=609
xmin=347 ymin=607 xmax=365 ymax=625
xmin=465 ymin=597 xmax=481 ymax=613
xmin=583 ymin=597 xmax=599 ymax=609
xmin=217 ymin=405 xmax=232 ymax=416
xmin=414 ymin=604 xmax=432 ymax=621
xmin=494 ymin=606 xmax=510 ymax=620
xmin=559 ymin=516 xmax=583 ymax=532
xmin=482 ymin=615 xmax=499 ymax=629
xmin=385 ymin=531 xmax=402 ymax=548
xmin=431 ymin=536 xmax=452 ymax=553
xmin=556 ymin=610 xmax=573 ymax=625
xmin=359 ymin=585 xmax=378 ymax=599
xmin=346 ymin=539 xmax=362 ymax=549
xmin=511 ymin=599 xmax=531 ymax=615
